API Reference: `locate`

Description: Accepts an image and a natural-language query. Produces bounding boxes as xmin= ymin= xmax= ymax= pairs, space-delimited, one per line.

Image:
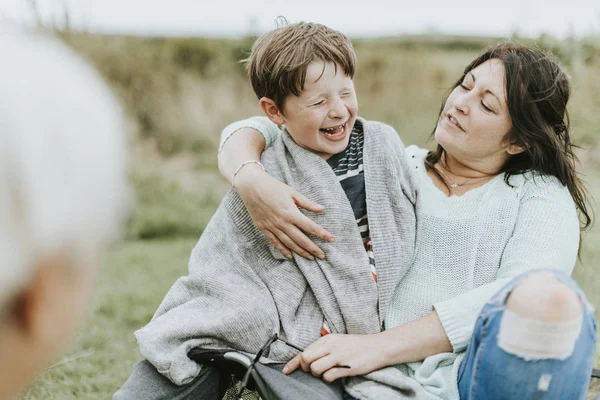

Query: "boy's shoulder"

xmin=356 ymin=117 xmax=417 ymax=202
xmin=357 ymin=117 xmax=396 ymax=133
xmin=356 ymin=117 xmax=406 ymax=148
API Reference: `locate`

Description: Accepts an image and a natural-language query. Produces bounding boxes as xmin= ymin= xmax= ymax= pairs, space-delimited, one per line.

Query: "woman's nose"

xmin=452 ymin=93 xmax=470 ymax=115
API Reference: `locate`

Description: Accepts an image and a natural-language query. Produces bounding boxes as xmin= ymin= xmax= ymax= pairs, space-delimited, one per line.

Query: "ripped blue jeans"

xmin=458 ymin=270 xmax=597 ymax=399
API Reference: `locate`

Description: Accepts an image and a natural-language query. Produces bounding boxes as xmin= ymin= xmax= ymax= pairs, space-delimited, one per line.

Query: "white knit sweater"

xmin=221 ymin=119 xmax=580 ymax=399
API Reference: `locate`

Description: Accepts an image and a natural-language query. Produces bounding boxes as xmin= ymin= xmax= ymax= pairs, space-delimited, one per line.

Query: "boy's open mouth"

xmin=319 ymin=121 xmax=348 ymax=142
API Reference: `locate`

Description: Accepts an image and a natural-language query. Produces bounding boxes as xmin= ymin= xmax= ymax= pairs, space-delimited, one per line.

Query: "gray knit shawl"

xmin=134 ymin=118 xmax=420 ymax=397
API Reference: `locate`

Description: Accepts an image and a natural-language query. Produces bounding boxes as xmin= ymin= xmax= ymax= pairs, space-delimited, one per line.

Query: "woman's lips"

xmin=444 ymin=114 xmax=465 ymax=132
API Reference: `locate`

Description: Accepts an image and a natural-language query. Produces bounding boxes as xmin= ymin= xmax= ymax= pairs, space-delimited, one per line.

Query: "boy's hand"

xmin=234 ymin=168 xmax=334 ymax=260
xmin=281 ymin=333 xmax=387 ymax=383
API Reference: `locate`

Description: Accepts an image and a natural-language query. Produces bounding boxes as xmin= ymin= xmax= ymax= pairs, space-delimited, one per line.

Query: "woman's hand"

xmin=281 ymin=334 xmax=387 ymax=383
xmin=234 ymin=166 xmax=335 ymax=260
xmin=281 ymin=312 xmax=453 ymax=383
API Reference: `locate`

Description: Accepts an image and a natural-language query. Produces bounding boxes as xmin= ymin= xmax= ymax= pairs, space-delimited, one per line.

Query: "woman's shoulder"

xmin=404 ymin=145 xmax=429 ymax=169
xmin=507 ymin=171 xmax=573 ymax=203
xmin=405 ymin=145 xmax=428 ymax=158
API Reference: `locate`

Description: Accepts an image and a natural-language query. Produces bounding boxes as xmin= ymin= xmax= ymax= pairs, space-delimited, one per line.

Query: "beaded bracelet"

xmin=232 ymin=160 xmax=265 ymax=190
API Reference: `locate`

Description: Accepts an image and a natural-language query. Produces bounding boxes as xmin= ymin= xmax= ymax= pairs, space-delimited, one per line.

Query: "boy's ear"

xmin=259 ymin=97 xmax=286 ymax=126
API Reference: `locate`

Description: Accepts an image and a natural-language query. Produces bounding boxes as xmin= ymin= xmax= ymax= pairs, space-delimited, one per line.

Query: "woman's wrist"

xmin=232 ymin=160 xmax=265 ymax=190
xmin=217 ymin=127 xmax=266 ymax=185
xmin=376 ymin=312 xmax=453 ymax=367
xmin=232 ymin=163 xmax=269 ymax=192
xmin=376 ymin=329 xmax=407 ymax=367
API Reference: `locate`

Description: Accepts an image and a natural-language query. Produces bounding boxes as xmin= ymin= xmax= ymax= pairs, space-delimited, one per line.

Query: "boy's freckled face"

xmin=281 ymin=62 xmax=358 ymax=159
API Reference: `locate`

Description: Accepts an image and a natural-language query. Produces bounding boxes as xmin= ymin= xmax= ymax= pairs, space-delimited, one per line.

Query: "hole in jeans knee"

xmin=505 ymin=273 xmax=583 ymax=323
xmin=497 ymin=309 xmax=583 ymax=361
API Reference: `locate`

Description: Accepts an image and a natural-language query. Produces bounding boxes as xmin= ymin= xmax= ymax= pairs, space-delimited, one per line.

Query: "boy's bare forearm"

xmin=218 ymin=128 xmax=267 ymax=185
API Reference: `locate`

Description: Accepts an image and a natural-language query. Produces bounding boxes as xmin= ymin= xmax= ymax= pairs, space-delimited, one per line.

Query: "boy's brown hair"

xmin=245 ymin=19 xmax=357 ymax=111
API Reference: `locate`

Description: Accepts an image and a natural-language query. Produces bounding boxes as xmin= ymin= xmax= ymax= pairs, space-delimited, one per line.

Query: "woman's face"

xmin=434 ymin=59 xmax=521 ymax=169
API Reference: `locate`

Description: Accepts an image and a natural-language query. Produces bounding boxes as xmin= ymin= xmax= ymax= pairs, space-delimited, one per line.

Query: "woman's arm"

xmin=218 ymin=117 xmax=334 ymax=259
xmin=218 ymin=126 xmax=267 ymax=187
xmin=218 ymin=116 xmax=278 ymax=184
xmin=283 ymin=310 xmax=452 ymax=382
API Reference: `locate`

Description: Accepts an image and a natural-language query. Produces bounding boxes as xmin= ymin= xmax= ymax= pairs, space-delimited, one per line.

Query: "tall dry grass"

xmin=57 ymin=32 xmax=600 ymax=240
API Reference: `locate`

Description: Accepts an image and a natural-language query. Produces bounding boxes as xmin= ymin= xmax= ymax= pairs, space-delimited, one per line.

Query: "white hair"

xmin=0 ymin=29 xmax=129 ymax=311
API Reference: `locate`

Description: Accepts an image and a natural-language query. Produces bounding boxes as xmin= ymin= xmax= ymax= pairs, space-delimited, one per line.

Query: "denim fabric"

xmin=458 ymin=270 xmax=597 ymax=400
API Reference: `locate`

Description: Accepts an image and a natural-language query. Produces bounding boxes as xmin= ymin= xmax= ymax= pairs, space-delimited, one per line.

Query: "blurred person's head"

xmin=246 ymin=19 xmax=358 ymax=159
xmin=0 ymin=29 xmax=128 ymax=397
xmin=427 ymin=42 xmax=590 ymax=229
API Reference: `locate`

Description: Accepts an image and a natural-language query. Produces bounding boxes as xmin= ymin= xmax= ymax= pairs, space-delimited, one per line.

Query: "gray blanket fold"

xmin=134 ymin=118 xmax=419 ymax=397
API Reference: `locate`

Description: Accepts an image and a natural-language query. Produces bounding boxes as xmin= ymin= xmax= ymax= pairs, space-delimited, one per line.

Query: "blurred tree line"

xmin=50 ymin=31 xmax=600 ymax=240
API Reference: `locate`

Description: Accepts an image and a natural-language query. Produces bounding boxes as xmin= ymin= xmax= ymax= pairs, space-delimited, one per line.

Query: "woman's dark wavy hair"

xmin=425 ymin=42 xmax=592 ymax=231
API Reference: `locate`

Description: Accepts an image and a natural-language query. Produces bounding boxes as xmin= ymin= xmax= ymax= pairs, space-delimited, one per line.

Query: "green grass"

xmin=573 ymin=173 xmax=600 ymax=381
xmin=20 ymin=239 xmax=197 ymax=399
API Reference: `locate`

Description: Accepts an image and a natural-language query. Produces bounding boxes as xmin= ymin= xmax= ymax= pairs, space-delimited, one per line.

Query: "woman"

xmin=218 ymin=43 xmax=596 ymax=399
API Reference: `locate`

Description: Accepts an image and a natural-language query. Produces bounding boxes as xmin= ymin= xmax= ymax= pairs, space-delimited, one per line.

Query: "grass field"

xmin=16 ymin=32 xmax=600 ymax=398
xmin=20 ymin=239 xmax=198 ymax=399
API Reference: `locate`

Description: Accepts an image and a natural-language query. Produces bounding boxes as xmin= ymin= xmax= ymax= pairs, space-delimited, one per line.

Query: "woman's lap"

xmin=458 ymin=269 xmax=597 ymax=399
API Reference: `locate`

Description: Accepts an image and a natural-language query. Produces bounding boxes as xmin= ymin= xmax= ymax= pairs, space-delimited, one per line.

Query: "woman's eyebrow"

xmin=469 ymin=72 xmax=502 ymax=106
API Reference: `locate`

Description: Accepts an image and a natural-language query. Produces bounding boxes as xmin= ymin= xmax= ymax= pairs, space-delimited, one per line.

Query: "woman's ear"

xmin=507 ymin=143 xmax=526 ymax=155
xmin=259 ymin=97 xmax=286 ymax=127
xmin=506 ymin=134 xmax=528 ymax=155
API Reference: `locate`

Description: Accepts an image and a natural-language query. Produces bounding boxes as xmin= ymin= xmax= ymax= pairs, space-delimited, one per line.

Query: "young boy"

xmin=115 ymin=21 xmax=416 ymax=400
xmin=219 ymin=21 xmax=403 ymax=335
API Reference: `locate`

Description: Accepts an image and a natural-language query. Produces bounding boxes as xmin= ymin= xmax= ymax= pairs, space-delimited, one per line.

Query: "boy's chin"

xmin=321 ymin=141 xmax=350 ymax=158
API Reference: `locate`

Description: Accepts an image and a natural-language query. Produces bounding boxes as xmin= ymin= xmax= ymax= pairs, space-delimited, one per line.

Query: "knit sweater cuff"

xmin=219 ymin=116 xmax=279 ymax=153
xmin=433 ymin=300 xmax=473 ymax=353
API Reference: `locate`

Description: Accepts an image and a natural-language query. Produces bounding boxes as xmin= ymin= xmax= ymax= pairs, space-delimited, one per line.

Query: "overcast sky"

xmin=1 ymin=0 xmax=599 ymax=38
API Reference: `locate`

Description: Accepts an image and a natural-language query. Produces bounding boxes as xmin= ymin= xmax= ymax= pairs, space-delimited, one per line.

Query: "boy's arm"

xmin=218 ymin=118 xmax=334 ymax=260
